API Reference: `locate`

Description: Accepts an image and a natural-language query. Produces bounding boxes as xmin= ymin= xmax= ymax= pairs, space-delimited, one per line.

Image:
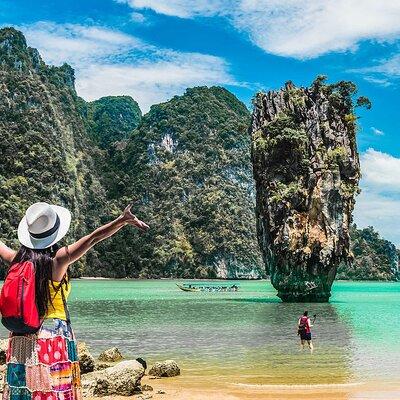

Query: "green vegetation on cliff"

xmin=0 ymin=27 xmax=107 ymax=277
xmin=81 ymin=96 xmax=142 ymax=149
xmin=0 ymin=28 xmax=263 ymax=279
xmin=338 ymin=225 xmax=400 ymax=281
xmin=94 ymin=87 xmax=264 ymax=278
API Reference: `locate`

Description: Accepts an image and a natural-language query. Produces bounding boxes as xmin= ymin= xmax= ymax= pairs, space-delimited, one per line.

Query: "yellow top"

xmin=46 ymin=280 xmax=71 ymax=320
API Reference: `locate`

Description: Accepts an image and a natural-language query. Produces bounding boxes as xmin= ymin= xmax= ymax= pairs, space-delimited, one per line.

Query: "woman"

xmin=0 ymin=201 xmax=149 ymax=400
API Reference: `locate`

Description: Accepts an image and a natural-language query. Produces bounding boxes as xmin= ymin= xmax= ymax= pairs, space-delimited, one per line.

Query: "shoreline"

xmin=76 ymin=277 xmax=399 ymax=283
xmin=77 ymin=277 xmax=267 ymax=281
xmin=100 ymin=376 xmax=400 ymax=400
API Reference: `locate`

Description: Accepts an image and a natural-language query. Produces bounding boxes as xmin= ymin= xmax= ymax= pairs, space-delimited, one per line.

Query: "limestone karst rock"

xmin=0 ymin=27 xmax=107 ymax=276
xmin=250 ymin=78 xmax=363 ymax=301
xmin=104 ymin=86 xmax=264 ymax=279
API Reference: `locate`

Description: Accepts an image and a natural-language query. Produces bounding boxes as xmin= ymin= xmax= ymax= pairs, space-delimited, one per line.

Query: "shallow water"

xmin=2 ymin=279 xmax=399 ymax=386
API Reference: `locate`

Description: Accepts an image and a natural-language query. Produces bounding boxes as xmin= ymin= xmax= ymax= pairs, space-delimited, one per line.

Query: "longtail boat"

xmin=176 ymin=283 xmax=239 ymax=292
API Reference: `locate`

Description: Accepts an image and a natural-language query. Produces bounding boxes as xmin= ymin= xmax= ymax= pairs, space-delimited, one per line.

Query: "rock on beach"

xmin=78 ymin=342 xmax=95 ymax=373
xmin=148 ymin=360 xmax=180 ymax=377
xmin=98 ymin=347 xmax=123 ymax=362
xmin=82 ymin=359 xmax=145 ymax=396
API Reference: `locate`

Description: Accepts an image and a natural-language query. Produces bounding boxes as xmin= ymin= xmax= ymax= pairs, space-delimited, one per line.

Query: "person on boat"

xmin=0 ymin=202 xmax=149 ymax=400
xmin=298 ymin=310 xmax=314 ymax=352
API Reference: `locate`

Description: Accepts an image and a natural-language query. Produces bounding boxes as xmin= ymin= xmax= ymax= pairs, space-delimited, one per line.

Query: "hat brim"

xmin=18 ymin=205 xmax=71 ymax=250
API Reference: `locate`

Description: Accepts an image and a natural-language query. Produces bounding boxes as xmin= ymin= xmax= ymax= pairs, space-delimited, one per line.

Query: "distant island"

xmin=0 ymin=27 xmax=398 ymax=283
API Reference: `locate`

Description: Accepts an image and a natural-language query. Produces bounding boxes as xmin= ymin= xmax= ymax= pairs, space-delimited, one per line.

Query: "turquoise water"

xmin=2 ymin=279 xmax=399 ymax=385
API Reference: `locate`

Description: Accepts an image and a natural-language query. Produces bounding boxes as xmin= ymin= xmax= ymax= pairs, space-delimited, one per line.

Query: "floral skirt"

xmin=3 ymin=319 xmax=81 ymax=400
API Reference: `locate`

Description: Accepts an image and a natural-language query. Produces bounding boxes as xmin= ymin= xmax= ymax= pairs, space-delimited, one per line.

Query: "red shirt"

xmin=299 ymin=316 xmax=311 ymax=333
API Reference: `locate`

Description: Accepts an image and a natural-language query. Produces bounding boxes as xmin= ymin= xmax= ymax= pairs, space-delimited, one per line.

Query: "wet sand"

xmin=108 ymin=377 xmax=400 ymax=400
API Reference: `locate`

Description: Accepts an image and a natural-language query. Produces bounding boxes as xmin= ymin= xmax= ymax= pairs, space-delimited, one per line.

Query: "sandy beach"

xmin=102 ymin=376 xmax=400 ymax=400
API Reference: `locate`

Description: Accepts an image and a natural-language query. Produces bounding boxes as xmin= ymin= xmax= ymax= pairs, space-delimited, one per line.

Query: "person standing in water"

xmin=0 ymin=202 xmax=149 ymax=400
xmin=298 ymin=310 xmax=314 ymax=353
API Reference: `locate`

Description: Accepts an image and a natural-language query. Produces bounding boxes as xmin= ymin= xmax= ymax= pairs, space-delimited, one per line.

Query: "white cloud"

xmin=371 ymin=127 xmax=384 ymax=136
xmin=76 ymin=54 xmax=234 ymax=111
xmin=130 ymin=12 xmax=146 ymax=23
xmin=363 ymin=76 xmax=392 ymax=87
xmin=358 ymin=54 xmax=400 ymax=76
xmin=354 ymin=149 xmax=400 ymax=246
xmin=360 ymin=149 xmax=400 ymax=191
xmin=117 ymin=0 xmax=400 ymax=59
xmin=117 ymin=0 xmax=231 ymax=18
xmin=354 ymin=190 xmax=400 ymax=246
xmin=20 ymin=22 xmax=236 ymax=112
xmin=349 ymin=54 xmax=400 ymax=85
xmin=22 ymin=22 xmax=142 ymax=66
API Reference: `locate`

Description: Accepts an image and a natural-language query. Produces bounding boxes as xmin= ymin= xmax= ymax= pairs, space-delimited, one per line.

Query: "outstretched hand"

xmin=121 ymin=204 xmax=150 ymax=231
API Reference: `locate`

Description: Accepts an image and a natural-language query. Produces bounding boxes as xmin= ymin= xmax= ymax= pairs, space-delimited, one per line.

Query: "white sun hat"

xmin=18 ymin=202 xmax=71 ymax=250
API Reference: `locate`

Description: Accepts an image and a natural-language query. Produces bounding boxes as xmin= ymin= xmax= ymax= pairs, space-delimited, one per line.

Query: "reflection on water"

xmin=1 ymin=279 xmax=398 ymax=386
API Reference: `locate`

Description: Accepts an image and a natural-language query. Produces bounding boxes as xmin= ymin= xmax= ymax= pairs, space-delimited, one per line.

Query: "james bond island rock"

xmin=250 ymin=77 xmax=368 ymax=302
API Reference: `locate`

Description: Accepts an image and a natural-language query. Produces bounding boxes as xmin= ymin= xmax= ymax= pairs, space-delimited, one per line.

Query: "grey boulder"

xmin=77 ymin=342 xmax=95 ymax=374
xmin=82 ymin=359 xmax=145 ymax=396
xmin=148 ymin=360 xmax=180 ymax=377
xmin=98 ymin=347 xmax=123 ymax=362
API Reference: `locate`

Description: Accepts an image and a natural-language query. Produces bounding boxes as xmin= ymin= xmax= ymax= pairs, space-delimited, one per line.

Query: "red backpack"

xmin=0 ymin=261 xmax=41 ymax=334
xmin=297 ymin=316 xmax=308 ymax=335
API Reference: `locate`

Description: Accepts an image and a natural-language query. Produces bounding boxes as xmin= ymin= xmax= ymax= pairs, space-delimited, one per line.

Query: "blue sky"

xmin=2 ymin=0 xmax=400 ymax=245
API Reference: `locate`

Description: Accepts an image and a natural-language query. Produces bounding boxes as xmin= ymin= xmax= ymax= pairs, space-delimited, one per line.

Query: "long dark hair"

xmin=10 ymin=244 xmax=68 ymax=318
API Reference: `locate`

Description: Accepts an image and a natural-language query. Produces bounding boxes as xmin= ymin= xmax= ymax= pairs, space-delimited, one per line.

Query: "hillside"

xmin=337 ymin=225 xmax=400 ymax=281
xmin=80 ymin=95 xmax=142 ymax=150
xmin=92 ymin=87 xmax=264 ymax=278
xmin=0 ymin=27 xmax=107 ymax=276
xmin=0 ymin=27 xmax=263 ymax=279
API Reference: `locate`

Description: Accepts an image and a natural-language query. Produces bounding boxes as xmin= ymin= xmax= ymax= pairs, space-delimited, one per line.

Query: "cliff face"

xmin=98 ymin=87 xmax=264 ymax=279
xmin=81 ymin=96 xmax=142 ymax=150
xmin=337 ymin=225 xmax=400 ymax=281
xmin=0 ymin=28 xmax=263 ymax=280
xmin=250 ymin=78 xmax=363 ymax=301
xmin=0 ymin=28 xmax=107 ymax=275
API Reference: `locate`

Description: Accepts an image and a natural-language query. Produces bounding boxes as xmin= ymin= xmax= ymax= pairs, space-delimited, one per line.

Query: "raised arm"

xmin=53 ymin=204 xmax=149 ymax=281
xmin=0 ymin=240 xmax=16 ymax=265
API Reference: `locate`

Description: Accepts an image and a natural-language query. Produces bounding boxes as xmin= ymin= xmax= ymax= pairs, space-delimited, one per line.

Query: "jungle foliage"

xmin=337 ymin=225 xmax=400 ymax=281
xmin=0 ymin=28 xmax=263 ymax=279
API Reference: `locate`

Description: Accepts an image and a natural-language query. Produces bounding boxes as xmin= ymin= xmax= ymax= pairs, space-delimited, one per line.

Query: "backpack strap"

xmin=59 ymin=246 xmax=71 ymax=324
xmin=60 ymin=283 xmax=71 ymax=324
